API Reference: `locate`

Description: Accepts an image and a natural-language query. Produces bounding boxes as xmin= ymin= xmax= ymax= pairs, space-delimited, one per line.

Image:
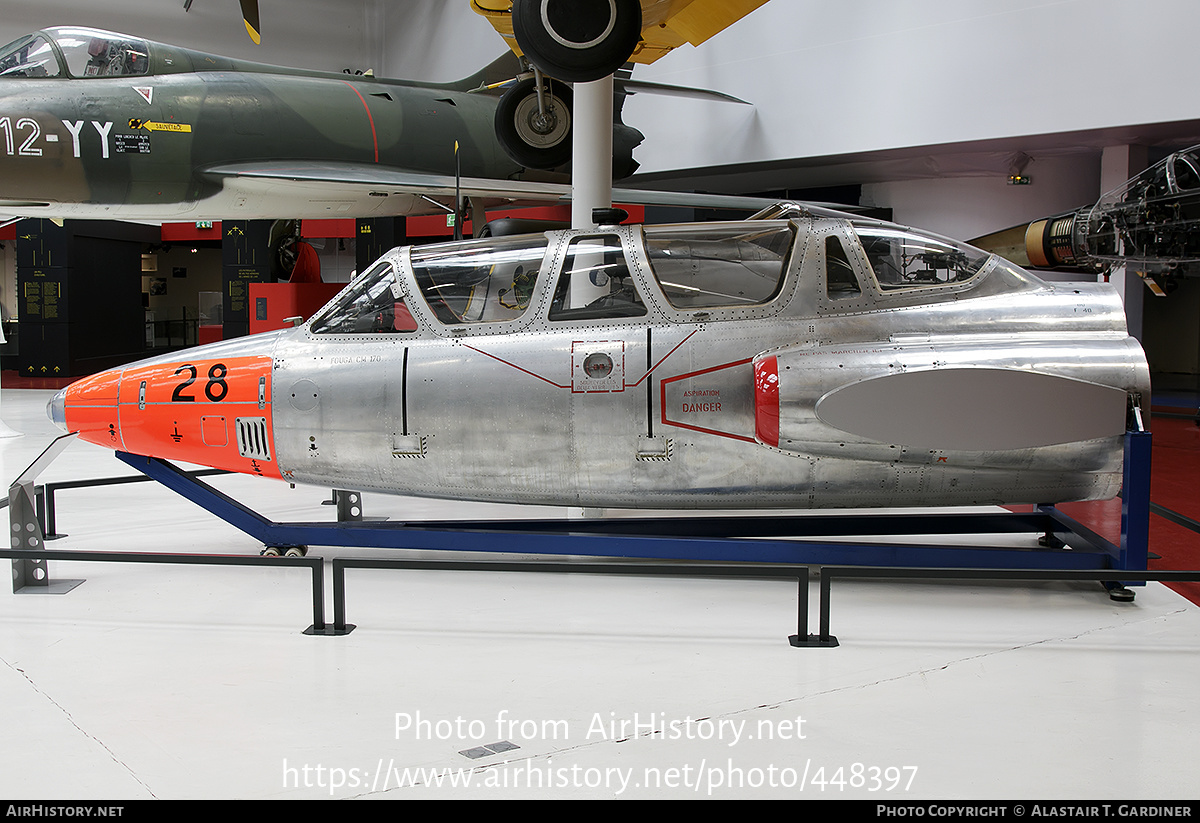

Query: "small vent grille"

xmin=235 ymin=417 xmax=272 ymax=461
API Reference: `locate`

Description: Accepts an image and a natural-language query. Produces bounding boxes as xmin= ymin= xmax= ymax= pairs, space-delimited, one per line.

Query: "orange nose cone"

xmin=59 ymin=355 xmax=280 ymax=479
xmin=61 ymin=369 xmax=125 ymax=450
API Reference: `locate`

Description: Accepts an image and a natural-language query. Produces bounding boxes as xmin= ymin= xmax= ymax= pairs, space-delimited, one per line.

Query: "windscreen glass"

xmin=0 ymin=36 xmax=60 ymax=77
xmin=549 ymin=236 xmax=646 ymax=320
xmin=411 ymin=236 xmax=548 ymax=325
xmin=645 ymin=224 xmax=793 ymax=309
xmin=310 ymin=261 xmax=416 ymax=334
xmin=50 ymin=28 xmax=148 ymax=77
xmin=853 ymin=223 xmax=988 ymax=291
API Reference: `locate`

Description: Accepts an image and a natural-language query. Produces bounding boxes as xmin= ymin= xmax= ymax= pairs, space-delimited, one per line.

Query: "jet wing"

xmin=617 ymin=78 xmax=750 ymax=105
xmin=202 ymin=161 xmax=777 ymax=218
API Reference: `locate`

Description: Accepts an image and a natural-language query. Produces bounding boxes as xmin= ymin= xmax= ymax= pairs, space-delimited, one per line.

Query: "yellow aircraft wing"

xmin=472 ymin=0 xmax=769 ymax=67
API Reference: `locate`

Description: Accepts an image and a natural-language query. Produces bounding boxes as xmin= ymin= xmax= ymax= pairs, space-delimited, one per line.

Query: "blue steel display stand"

xmin=110 ymin=430 xmax=1152 ymax=576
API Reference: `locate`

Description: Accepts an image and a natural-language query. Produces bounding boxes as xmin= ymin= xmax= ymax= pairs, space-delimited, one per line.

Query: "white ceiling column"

xmin=571 ymin=75 xmax=614 ymax=229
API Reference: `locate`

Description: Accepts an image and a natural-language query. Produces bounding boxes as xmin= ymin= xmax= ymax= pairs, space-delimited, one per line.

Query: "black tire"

xmin=512 ymin=0 xmax=642 ymax=83
xmin=494 ymin=77 xmax=574 ymax=169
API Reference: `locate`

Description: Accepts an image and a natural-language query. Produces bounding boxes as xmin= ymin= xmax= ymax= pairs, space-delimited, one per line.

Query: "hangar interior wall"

xmin=1144 ymin=282 xmax=1200 ymax=375
xmin=619 ymin=0 xmax=1200 ymax=181
xmin=861 ymin=155 xmax=1102 ymax=243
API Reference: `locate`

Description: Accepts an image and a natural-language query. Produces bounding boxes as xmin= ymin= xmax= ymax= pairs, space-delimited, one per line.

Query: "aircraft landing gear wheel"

xmin=512 ymin=0 xmax=642 ymax=83
xmin=495 ymin=77 xmax=573 ymax=169
xmin=261 ymin=547 xmax=281 ymax=557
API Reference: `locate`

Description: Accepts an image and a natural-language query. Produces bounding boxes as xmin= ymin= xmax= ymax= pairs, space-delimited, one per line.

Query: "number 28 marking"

xmin=172 ymin=363 xmax=229 ymax=402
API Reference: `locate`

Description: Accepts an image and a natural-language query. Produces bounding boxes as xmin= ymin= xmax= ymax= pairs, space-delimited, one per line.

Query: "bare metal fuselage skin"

xmin=55 ymin=214 xmax=1150 ymax=510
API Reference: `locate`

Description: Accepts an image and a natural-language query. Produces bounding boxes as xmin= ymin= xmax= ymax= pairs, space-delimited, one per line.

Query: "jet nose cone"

xmin=47 ymin=387 xmax=68 ymax=432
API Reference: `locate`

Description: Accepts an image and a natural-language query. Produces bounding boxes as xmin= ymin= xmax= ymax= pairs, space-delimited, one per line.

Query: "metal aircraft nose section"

xmin=58 ymin=333 xmax=287 ymax=480
xmin=47 ymin=387 xmax=68 ymax=432
xmin=117 ymin=354 xmax=280 ymax=478
xmin=59 ymin=368 xmax=123 ymax=448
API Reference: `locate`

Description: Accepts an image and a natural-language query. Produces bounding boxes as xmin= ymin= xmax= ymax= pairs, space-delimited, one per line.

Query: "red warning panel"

xmin=659 ymin=358 xmax=757 ymax=443
xmin=65 ymin=356 xmax=280 ymax=478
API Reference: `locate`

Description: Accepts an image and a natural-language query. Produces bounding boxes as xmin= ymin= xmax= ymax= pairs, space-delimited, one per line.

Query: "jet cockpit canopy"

xmin=0 ymin=27 xmax=148 ymax=79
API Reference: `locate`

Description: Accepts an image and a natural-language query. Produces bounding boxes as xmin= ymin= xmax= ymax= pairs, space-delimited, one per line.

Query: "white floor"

xmin=1 ymin=387 xmax=1198 ymax=800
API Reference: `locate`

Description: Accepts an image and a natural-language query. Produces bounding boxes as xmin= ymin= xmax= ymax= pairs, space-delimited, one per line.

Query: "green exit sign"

xmin=195 ymin=220 xmax=213 ymax=229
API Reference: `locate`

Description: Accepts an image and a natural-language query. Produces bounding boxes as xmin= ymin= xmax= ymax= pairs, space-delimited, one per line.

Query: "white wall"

xmin=861 ymin=154 xmax=1101 ymax=239
xmin=624 ymin=0 xmax=1200 ymax=178
xmin=374 ymin=1 xmax=507 ymax=82
xmin=360 ymin=0 xmax=1197 ymax=242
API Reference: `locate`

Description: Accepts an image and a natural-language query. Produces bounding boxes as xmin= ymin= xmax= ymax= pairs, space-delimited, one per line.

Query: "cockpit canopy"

xmin=851 ymin=222 xmax=989 ymax=290
xmin=1098 ymin=145 xmax=1200 ymax=209
xmin=306 ymin=208 xmax=1024 ymax=338
xmin=0 ymin=27 xmax=148 ymax=79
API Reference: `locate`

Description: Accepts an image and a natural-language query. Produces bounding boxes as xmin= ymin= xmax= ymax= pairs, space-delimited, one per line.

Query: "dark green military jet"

xmin=0 ymin=25 xmax=674 ymax=223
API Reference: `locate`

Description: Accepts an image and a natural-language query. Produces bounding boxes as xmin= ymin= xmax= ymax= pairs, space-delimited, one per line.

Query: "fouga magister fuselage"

xmin=50 ymin=205 xmax=1149 ymax=510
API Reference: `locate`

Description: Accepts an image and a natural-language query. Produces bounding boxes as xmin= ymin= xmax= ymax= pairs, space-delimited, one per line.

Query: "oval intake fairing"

xmin=813 ymin=368 xmax=1127 ymax=451
xmin=754 ymin=334 xmax=1147 ymax=468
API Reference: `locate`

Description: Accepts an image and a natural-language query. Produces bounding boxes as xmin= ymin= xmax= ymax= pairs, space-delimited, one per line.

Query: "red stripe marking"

xmin=462 ymin=345 xmax=571 ymax=389
xmin=342 ymin=81 xmax=379 ymax=163
xmin=466 ymin=332 xmax=698 ymax=394
xmin=659 ymin=358 xmax=758 ymax=444
xmin=629 ymin=329 xmax=697 ymax=388
xmin=661 ymin=415 xmax=758 ymax=443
